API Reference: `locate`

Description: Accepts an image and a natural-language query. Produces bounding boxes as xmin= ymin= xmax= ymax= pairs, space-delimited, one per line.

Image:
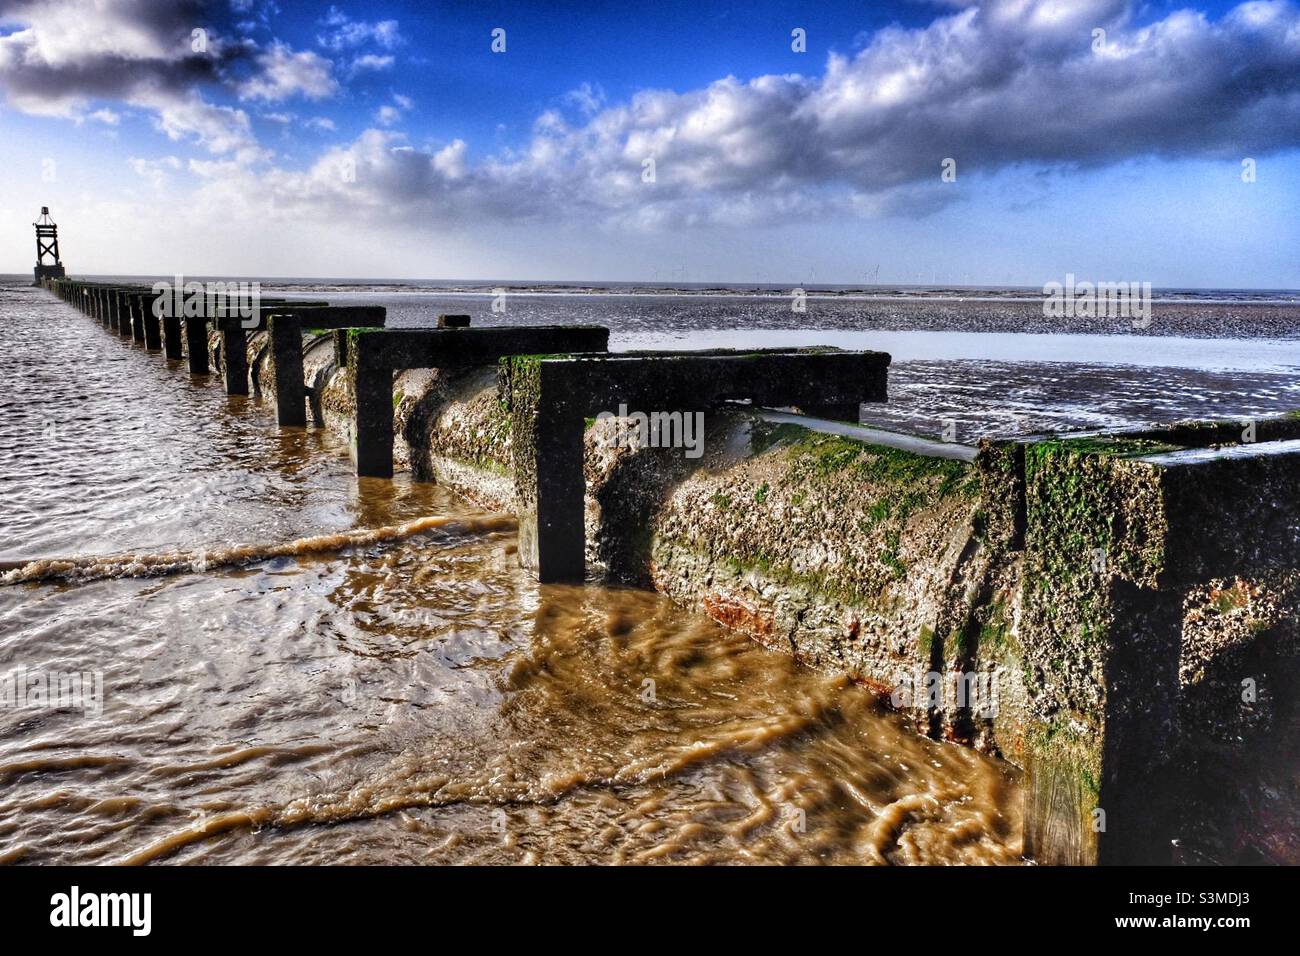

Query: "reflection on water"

xmin=0 ymin=282 xmax=1022 ymax=865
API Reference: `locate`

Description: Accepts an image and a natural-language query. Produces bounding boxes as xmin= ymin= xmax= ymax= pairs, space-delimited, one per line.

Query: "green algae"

xmin=1036 ymin=435 xmax=1183 ymax=459
xmin=1026 ymin=717 xmax=1104 ymax=806
xmin=750 ymin=422 xmax=975 ymax=499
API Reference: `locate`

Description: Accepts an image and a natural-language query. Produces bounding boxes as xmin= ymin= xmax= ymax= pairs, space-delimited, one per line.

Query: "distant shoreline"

xmin=3 ymin=274 xmax=1297 ymax=305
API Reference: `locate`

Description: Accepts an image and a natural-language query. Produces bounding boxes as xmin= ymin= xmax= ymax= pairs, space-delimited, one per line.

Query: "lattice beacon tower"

xmin=33 ymin=206 xmax=66 ymax=285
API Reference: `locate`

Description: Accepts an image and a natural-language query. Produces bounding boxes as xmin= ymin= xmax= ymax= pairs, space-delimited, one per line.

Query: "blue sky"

xmin=1 ymin=0 xmax=1298 ymax=286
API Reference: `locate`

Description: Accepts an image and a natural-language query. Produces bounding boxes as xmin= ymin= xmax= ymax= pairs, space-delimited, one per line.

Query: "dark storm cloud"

xmin=0 ymin=0 xmax=329 ymax=156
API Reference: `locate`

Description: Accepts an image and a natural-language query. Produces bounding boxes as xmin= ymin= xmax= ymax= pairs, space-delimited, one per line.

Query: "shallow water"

xmin=0 ymin=282 xmax=1021 ymax=865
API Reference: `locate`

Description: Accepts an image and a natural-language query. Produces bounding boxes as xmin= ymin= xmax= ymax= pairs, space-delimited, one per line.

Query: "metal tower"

xmin=33 ymin=206 xmax=66 ymax=285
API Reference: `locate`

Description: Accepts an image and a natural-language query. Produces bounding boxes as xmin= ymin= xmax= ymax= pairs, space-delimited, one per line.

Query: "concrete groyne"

xmin=37 ymin=274 xmax=1300 ymax=865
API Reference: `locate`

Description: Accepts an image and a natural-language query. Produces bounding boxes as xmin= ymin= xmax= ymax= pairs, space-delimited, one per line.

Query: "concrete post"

xmin=117 ymin=292 xmax=133 ymax=339
xmin=268 ymin=315 xmax=307 ymax=426
xmin=185 ymin=318 xmax=209 ymax=374
xmin=1015 ymin=437 xmax=1213 ymax=865
xmin=353 ymin=334 xmax=395 ymax=478
xmin=163 ymin=314 xmax=183 ymax=360
xmin=220 ymin=319 xmax=249 ymax=395
xmin=130 ymin=293 xmax=146 ymax=343
xmin=141 ymin=294 xmax=162 ymax=350
xmin=512 ymin=362 xmax=586 ymax=582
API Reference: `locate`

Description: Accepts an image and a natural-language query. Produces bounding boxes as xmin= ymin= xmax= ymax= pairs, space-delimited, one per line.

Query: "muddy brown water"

xmin=0 ymin=283 xmax=1020 ymax=865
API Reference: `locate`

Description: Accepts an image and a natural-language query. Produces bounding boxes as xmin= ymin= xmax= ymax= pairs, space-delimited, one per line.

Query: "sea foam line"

xmin=0 ymin=514 xmax=517 ymax=585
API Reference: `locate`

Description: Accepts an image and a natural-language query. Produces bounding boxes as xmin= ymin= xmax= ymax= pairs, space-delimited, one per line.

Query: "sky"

xmin=0 ymin=0 xmax=1298 ymax=286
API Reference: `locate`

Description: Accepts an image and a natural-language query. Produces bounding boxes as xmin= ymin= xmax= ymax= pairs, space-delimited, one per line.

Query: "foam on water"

xmin=0 ymin=514 xmax=516 ymax=584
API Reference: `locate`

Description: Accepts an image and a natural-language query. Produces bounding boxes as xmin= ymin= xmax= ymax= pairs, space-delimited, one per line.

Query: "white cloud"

xmin=0 ymin=0 xmax=192 ymax=68
xmin=128 ymin=154 xmax=183 ymax=190
xmin=0 ymin=0 xmax=267 ymax=159
xmin=130 ymin=86 xmax=268 ymax=162
xmin=373 ymin=92 xmax=412 ymax=126
xmin=317 ymin=7 xmax=404 ymax=51
xmin=433 ymin=139 xmax=468 ymax=179
xmin=350 ymin=53 xmax=395 ymax=74
xmin=563 ymin=82 xmax=606 ymax=117
xmin=239 ymin=43 xmax=337 ymax=102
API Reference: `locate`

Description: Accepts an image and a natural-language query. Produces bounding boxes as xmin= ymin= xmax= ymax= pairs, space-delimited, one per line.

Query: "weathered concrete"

xmin=988 ymin=433 xmax=1300 ymax=865
xmin=33 ymin=263 xmax=64 ymax=284
xmin=346 ymin=326 xmax=610 ymax=480
xmin=204 ymin=301 xmax=332 ymax=395
xmin=185 ymin=317 xmax=210 ymax=374
xmin=502 ymin=348 xmax=890 ymax=582
xmin=116 ymin=290 xmax=134 ymax=339
xmin=264 ymin=307 xmax=385 ymax=426
xmin=162 ymin=310 xmax=184 ymax=359
xmin=384 ymin=370 xmax=1300 ymax=864
xmin=138 ymin=293 xmax=163 ymax=351
xmin=128 ymin=292 xmax=146 ymax=343
xmin=197 ymin=299 xmax=328 ymax=386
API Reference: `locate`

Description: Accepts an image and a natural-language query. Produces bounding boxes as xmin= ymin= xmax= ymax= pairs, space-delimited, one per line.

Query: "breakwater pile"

xmin=27 ymin=274 xmax=1300 ymax=865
